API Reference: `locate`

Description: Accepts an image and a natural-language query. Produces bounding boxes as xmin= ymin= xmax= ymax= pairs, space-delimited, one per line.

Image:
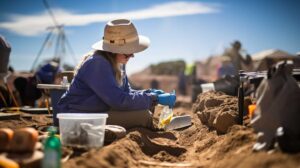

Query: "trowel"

xmin=158 ymin=90 xmax=192 ymax=131
xmin=165 ymin=115 xmax=192 ymax=131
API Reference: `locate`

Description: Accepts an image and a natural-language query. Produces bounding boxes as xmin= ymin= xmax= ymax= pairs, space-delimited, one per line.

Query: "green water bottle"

xmin=42 ymin=126 xmax=61 ymax=168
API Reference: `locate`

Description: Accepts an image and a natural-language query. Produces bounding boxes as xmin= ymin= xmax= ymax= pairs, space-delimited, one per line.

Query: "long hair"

xmin=74 ymin=50 xmax=122 ymax=85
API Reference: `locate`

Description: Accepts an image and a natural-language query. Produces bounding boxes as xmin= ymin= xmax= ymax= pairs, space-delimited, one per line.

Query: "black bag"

xmin=252 ymin=61 xmax=300 ymax=152
xmin=14 ymin=76 xmax=42 ymax=106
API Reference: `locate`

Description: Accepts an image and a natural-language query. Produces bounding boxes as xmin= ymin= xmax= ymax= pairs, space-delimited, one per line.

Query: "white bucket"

xmin=200 ymin=83 xmax=215 ymax=93
xmin=57 ymin=113 xmax=108 ymax=148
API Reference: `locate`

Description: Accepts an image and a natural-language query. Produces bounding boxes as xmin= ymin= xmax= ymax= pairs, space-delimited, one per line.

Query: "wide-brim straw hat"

xmin=92 ymin=19 xmax=150 ymax=54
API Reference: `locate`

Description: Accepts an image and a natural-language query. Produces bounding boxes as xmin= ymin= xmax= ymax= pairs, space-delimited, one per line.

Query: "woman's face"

xmin=116 ymin=53 xmax=134 ymax=64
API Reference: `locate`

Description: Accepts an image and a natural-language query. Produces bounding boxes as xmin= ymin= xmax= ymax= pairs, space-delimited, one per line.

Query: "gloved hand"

xmin=157 ymin=92 xmax=176 ymax=108
xmin=150 ymin=89 xmax=165 ymax=95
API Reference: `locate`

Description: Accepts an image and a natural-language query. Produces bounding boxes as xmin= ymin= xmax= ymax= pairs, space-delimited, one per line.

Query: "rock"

xmin=193 ymin=91 xmax=239 ymax=134
xmin=213 ymin=111 xmax=237 ymax=134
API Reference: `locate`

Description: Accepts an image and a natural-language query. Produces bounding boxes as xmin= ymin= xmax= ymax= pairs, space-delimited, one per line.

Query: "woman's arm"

xmin=81 ymin=57 xmax=154 ymax=111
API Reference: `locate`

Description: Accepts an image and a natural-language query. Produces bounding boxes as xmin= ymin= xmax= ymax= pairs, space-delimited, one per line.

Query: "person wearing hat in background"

xmin=0 ymin=35 xmax=14 ymax=107
xmin=35 ymin=58 xmax=60 ymax=84
xmin=57 ymin=19 xmax=176 ymax=129
xmin=223 ymin=40 xmax=253 ymax=74
xmin=13 ymin=58 xmax=61 ymax=107
xmin=0 ymin=35 xmax=11 ymax=80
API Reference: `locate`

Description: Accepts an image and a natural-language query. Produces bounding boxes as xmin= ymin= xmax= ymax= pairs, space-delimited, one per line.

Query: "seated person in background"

xmin=14 ymin=59 xmax=60 ymax=106
xmin=36 ymin=59 xmax=60 ymax=84
xmin=58 ymin=19 xmax=176 ymax=129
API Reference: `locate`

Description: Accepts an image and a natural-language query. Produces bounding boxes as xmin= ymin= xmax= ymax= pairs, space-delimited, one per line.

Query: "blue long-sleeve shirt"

xmin=57 ymin=53 xmax=153 ymax=113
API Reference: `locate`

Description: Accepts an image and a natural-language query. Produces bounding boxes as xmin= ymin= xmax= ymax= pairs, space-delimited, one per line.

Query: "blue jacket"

xmin=57 ymin=53 xmax=153 ymax=113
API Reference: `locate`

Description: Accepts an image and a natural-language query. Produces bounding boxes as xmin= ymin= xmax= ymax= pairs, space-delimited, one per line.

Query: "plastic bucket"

xmin=57 ymin=113 xmax=108 ymax=148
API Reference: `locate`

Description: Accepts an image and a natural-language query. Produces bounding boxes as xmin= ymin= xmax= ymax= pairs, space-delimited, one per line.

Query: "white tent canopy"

xmin=251 ymin=49 xmax=294 ymax=61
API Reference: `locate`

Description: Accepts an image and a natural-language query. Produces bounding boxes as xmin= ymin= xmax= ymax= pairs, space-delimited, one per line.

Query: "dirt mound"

xmin=63 ymin=103 xmax=300 ymax=168
xmin=1 ymin=94 xmax=300 ymax=168
xmin=192 ymin=91 xmax=239 ymax=134
xmin=0 ymin=114 xmax=52 ymax=129
xmin=64 ymin=128 xmax=188 ymax=168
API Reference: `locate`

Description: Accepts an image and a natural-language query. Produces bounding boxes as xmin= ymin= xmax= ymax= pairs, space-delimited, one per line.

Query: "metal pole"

xmin=54 ymin=29 xmax=62 ymax=59
xmin=30 ymin=30 xmax=54 ymax=72
xmin=64 ymin=33 xmax=78 ymax=64
xmin=238 ymin=70 xmax=245 ymax=125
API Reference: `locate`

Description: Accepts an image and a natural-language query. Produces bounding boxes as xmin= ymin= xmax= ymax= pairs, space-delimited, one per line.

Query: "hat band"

xmin=103 ymin=36 xmax=138 ymax=45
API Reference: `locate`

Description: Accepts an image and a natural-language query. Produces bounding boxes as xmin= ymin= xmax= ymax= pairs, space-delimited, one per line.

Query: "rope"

xmin=0 ymin=91 xmax=8 ymax=107
xmin=5 ymin=83 xmax=19 ymax=107
xmin=44 ymin=90 xmax=52 ymax=115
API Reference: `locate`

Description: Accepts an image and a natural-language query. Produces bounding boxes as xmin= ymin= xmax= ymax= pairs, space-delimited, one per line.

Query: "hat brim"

xmin=92 ymin=35 xmax=150 ymax=54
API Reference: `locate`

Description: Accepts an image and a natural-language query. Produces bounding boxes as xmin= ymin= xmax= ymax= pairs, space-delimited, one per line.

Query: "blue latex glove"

xmin=157 ymin=92 xmax=176 ymax=108
xmin=150 ymin=89 xmax=165 ymax=95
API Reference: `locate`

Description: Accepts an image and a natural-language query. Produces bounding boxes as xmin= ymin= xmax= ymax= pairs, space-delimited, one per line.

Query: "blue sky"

xmin=0 ymin=0 xmax=299 ymax=75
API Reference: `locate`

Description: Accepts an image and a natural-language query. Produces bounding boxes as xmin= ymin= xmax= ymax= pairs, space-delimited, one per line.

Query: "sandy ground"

xmin=1 ymin=92 xmax=300 ymax=168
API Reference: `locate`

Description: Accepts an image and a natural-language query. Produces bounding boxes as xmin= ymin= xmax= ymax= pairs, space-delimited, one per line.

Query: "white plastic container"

xmin=57 ymin=113 xmax=108 ymax=148
xmin=200 ymin=83 xmax=215 ymax=92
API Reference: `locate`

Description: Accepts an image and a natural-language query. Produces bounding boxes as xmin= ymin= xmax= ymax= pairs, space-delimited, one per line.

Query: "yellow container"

xmin=248 ymin=104 xmax=256 ymax=119
xmin=158 ymin=106 xmax=173 ymax=129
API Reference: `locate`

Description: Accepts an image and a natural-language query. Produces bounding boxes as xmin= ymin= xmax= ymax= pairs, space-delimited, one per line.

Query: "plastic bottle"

xmin=42 ymin=126 xmax=61 ymax=168
xmin=61 ymin=76 xmax=68 ymax=87
xmin=158 ymin=106 xmax=173 ymax=129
